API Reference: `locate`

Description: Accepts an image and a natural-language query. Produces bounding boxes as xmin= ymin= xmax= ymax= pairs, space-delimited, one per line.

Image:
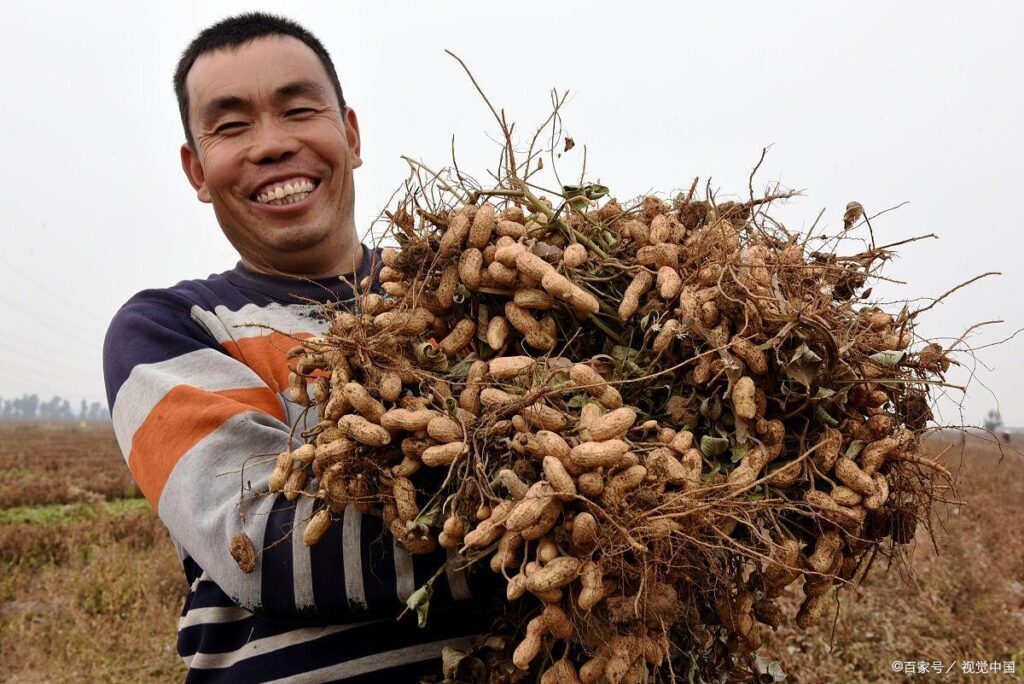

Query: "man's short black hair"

xmin=173 ymin=12 xmax=346 ymax=148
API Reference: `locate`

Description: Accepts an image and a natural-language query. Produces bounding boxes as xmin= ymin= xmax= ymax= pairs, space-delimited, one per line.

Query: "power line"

xmin=0 ymin=361 xmax=102 ymax=401
xmin=0 ymin=338 xmax=99 ymax=379
xmin=0 ymin=318 xmax=106 ymax=362
xmin=0 ymin=252 xmax=108 ymax=329
xmin=0 ymin=291 xmax=102 ymax=348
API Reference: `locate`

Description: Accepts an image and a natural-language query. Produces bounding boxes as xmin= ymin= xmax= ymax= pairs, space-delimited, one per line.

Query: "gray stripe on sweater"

xmin=159 ymin=410 xmax=294 ymax=612
xmin=291 ymin=493 xmax=316 ymax=611
xmin=342 ymin=506 xmax=366 ymax=610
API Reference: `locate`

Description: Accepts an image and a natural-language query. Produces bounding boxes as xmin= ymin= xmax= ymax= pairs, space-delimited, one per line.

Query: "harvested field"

xmin=0 ymin=422 xmax=187 ymax=683
xmin=0 ymin=421 xmax=138 ymax=507
xmin=0 ymin=422 xmax=1020 ymax=682
xmin=764 ymin=436 xmax=1024 ymax=682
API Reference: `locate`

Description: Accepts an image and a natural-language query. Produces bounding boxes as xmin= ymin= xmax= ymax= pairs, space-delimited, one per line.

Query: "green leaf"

xmin=413 ymin=500 xmax=443 ymax=528
xmin=814 ymin=406 xmax=839 ymax=426
xmin=845 ymin=440 xmax=867 ymax=459
xmin=563 ymin=183 xmax=610 ymax=201
xmin=701 ymin=436 xmax=730 ymax=457
xmin=447 ymin=357 xmax=476 ymax=378
xmin=611 ymin=345 xmax=643 ymax=376
xmin=566 ymin=394 xmax=588 ymax=409
xmin=406 ymin=585 xmax=433 ymax=628
xmin=730 ymin=442 xmax=750 ymax=463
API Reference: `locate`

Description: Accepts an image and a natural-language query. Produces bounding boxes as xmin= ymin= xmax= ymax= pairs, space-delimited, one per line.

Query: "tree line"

xmin=0 ymin=394 xmax=109 ymax=421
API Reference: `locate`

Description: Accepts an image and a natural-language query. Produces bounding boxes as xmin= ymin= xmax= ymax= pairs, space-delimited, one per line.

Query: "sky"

xmin=1 ymin=1 xmax=1021 ymax=427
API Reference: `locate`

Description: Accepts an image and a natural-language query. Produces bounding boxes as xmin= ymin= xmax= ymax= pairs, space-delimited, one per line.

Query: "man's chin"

xmin=266 ymin=226 xmax=332 ymax=253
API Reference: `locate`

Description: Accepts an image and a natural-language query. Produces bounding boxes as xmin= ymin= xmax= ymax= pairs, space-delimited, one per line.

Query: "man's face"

xmin=180 ymin=35 xmax=361 ymax=273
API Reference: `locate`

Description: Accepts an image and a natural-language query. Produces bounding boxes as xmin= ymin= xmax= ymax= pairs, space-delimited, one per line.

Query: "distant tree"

xmin=88 ymin=401 xmax=107 ymax=421
xmin=41 ymin=396 xmax=59 ymax=419
xmin=23 ymin=394 xmax=39 ymax=419
xmin=984 ymin=409 xmax=1003 ymax=433
xmin=0 ymin=394 xmax=109 ymax=420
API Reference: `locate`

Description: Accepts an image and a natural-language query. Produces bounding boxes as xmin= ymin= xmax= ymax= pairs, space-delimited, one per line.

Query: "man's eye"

xmin=215 ymin=122 xmax=247 ymax=133
xmin=286 ymin=108 xmax=315 ymax=117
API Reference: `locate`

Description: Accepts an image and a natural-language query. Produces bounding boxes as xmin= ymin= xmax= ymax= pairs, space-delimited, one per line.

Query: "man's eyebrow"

xmin=272 ymin=80 xmax=329 ymax=103
xmin=199 ymin=95 xmax=251 ymax=125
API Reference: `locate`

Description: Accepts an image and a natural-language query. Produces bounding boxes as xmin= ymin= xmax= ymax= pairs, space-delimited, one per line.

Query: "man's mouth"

xmin=251 ymin=177 xmax=320 ymax=206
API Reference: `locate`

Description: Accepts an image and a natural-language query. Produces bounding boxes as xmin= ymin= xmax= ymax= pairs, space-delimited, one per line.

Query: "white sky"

xmin=1 ymin=1 xmax=1021 ymax=426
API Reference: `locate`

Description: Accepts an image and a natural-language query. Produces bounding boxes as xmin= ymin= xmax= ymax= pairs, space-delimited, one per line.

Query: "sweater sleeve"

xmin=102 ymin=289 xmax=475 ymax=623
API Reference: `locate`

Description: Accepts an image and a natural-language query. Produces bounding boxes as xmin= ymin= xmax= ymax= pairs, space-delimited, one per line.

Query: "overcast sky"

xmin=1 ymin=1 xmax=1021 ymax=426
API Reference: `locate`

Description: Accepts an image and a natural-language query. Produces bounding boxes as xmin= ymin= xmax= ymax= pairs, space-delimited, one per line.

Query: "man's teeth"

xmin=256 ymin=179 xmax=316 ymax=204
xmin=263 ymin=191 xmax=311 ymax=206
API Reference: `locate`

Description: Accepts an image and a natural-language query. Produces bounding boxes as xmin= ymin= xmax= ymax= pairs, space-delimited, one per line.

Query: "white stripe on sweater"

xmin=264 ymin=636 xmax=477 ymax=683
xmin=178 ymin=605 xmax=252 ymax=630
xmin=185 ymin=619 xmax=386 ymax=670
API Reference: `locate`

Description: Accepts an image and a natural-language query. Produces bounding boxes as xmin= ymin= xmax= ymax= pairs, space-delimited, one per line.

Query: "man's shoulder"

xmin=113 ymin=269 xmax=246 ymax=320
xmin=103 ymin=271 xmax=242 ymax=374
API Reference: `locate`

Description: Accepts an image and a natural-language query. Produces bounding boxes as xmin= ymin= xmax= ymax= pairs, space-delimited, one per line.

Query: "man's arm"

xmin=103 ymin=289 xmax=472 ymax=622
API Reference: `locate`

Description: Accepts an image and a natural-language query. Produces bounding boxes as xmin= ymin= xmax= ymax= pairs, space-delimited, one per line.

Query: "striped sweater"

xmin=102 ymin=245 xmax=492 ymax=683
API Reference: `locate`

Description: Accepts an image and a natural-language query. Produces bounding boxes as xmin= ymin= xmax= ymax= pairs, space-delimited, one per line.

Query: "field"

xmin=0 ymin=422 xmax=1021 ymax=682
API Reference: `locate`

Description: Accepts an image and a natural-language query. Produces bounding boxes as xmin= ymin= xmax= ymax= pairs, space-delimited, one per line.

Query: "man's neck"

xmin=240 ymin=243 xmax=364 ymax=280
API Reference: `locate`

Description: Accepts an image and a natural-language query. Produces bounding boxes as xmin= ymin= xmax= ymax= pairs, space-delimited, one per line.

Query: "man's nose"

xmin=247 ymin=117 xmax=300 ymax=164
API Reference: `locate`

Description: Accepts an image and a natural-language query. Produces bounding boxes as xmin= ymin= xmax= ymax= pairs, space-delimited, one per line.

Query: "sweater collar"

xmin=222 ymin=244 xmax=375 ymax=305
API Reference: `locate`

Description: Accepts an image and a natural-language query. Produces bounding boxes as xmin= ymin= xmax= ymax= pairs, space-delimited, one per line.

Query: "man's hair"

xmin=173 ymin=12 xmax=346 ymax=148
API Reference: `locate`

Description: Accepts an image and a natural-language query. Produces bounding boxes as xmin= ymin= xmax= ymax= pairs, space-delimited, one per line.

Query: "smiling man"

xmin=103 ymin=13 xmax=489 ymax=683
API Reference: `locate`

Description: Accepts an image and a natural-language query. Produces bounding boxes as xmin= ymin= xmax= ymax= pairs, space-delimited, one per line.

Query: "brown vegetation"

xmin=0 ymin=422 xmax=138 ymax=507
xmin=0 ymin=422 xmax=186 ymax=683
xmin=764 ymin=436 xmax=1024 ymax=682
xmin=0 ymin=426 xmax=1020 ymax=682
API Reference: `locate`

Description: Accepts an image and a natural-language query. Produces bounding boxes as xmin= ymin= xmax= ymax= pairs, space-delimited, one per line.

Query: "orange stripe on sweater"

xmin=128 ymin=385 xmax=285 ymax=511
xmin=221 ymin=331 xmax=313 ymax=393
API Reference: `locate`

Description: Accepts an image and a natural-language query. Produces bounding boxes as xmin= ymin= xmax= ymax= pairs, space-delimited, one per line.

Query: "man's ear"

xmin=180 ymin=143 xmax=212 ymax=203
xmin=344 ymin=107 xmax=362 ymax=170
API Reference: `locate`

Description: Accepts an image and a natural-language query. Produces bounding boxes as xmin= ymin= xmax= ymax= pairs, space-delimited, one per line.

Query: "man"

xmin=103 ymin=13 xmax=489 ymax=683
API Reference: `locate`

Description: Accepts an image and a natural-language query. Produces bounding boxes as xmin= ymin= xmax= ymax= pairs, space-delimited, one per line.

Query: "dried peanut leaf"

xmin=869 ymin=350 xmax=905 ymax=367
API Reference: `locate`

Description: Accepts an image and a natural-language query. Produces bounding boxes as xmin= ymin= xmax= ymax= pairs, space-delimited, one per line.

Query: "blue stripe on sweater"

xmin=359 ymin=510 xmax=399 ymax=610
xmin=182 ymin=608 xmax=489 ymax=683
xmin=308 ymin=503 xmax=349 ymax=617
xmin=261 ymin=494 xmax=297 ymax=618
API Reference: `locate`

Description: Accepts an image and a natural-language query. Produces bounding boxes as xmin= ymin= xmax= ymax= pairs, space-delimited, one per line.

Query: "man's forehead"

xmin=187 ymin=35 xmax=335 ymax=107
